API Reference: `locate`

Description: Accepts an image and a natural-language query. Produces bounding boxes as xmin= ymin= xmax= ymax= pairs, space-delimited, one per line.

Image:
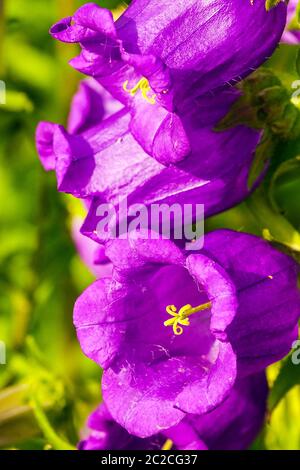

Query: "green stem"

xmin=246 ymin=187 xmax=300 ymax=253
xmin=30 ymin=399 xmax=76 ymax=451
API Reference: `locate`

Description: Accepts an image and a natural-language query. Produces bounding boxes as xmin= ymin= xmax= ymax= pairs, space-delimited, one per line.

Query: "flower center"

xmin=164 ymin=302 xmax=212 ymax=336
xmin=123 ymin=78 xmax=156 ymax=105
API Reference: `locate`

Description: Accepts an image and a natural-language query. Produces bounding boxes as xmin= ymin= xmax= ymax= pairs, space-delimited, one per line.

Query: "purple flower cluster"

xmin=75 ymin=231 xmax=299 ymax=440
xmin=36 ymin=1 xmax=300 ymax=450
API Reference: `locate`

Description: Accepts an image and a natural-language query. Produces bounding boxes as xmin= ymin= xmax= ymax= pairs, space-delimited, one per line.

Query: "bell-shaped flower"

xmin=74 ymin=230 xmax=300 ymax=437
xmin=49 ymin=1 xmax=287 ymax=164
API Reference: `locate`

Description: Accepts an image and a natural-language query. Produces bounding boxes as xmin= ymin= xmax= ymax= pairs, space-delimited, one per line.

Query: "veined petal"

xmin=130 ymin=97 xmax=191 ymax=165
xmin=35 ymin=121 xmax=58 ymax=171
xmin=50 ymin=4 xmax=117 ymax=43
xmin=50 ymin=1 xmax=287 ymax=124
xmin=118 ymin=0 xmax=287 ymax=96
xmin=183 ymin=373 xmax=268 ymax=450
xmin=103 ymin=342 xmax=236 ymax=437
xmin=68 ymin=80 xmax=123 ymax=134
xmin=203 ymin=229 xmax=300 ymax=376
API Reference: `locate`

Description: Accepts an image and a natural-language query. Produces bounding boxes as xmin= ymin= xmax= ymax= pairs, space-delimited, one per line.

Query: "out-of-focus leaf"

xmin=205 ymin=202 xmax=261 ymax=236
xmin=216 ymin=69 xmax=280 ymax=132
xmin=268 ymin=352 xmax=300 ymax=413
xmin=247 ymin=131 xmax=275 ymax=190
xmin=5 ymin=39 xmax=56 ymax=91
xmin=1 ymin=90 xmax=33 ymax=113
xmin=246 ymin=187 xmax=300 ymax=252
xmin=217 ymin=68 xmax=300 ymax=140
xmin=265 ymin=386 xmax=300 ymax=450
xmin=0 ymin=384 xmax=38 ymax=447
xmin=296 ymin=49 xmax=300 ymax=78
xmin=268 ymin=157 xmax=300 ymax=229
xmin=0 ymin=349 xmax=72 ymax=448
xmin=30 ymin=398 xmax=75 ymax=450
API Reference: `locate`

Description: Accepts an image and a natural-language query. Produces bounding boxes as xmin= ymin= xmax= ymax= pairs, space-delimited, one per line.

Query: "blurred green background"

xmin=0 ymin=0 xmax=299 ymax=450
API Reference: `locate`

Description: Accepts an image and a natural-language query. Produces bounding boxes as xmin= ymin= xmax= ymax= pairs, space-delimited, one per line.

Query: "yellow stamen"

xmin=164 ymin=302 xmax=212 ymax=336
xmin=123 ymin=78 xmax=156 ymax=105
xmin=162 ymin=439 xmax=173 ymax=451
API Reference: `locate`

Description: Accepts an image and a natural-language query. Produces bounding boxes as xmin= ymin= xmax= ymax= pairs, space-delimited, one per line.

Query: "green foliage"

xmin=268 ymin=353 xmax=300 ymax=413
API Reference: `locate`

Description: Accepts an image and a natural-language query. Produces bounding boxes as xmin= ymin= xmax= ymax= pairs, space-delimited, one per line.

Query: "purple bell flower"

xmin=79 ymin=373 xmax=267 ymax=450
xmin=48 ymin=1 xmax=286 ymax=165
xmin=36 ymin=81 xmax=262 ymax=244
xmin=74 ymin=230 xmax=300 ymax=437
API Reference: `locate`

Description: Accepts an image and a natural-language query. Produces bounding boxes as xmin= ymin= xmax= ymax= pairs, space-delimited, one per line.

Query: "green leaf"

xmin=257 ymin=86 xmax=300 ymax=139
xmin=246 ymin=187 xmax=300 ymax=253
xmin=0 ymin=384 xmax=39 ymax=448
xmin=268 ymin=352 xmax=300 ymax=413
xmin=216 ymin=68 xmax=300 ymax=140
xmin=30 ymin=398 xmax=76 ymax=450
xmin=216 ymin=69 xmax=281 ymax=132
xmin=0 ymin=351 xmax=69 ymax=448
xmin=247 ymin=131 xmax=276 ymax=190
xmin=1 ymin=90 xmax=33 ymax=113
xmin=4 ymin=39 xmax=57 ymax=91
xmin=269 ymin=157 xmax=300 ymax=209
xmin=215 ymin=93 xmax=260 ymax=131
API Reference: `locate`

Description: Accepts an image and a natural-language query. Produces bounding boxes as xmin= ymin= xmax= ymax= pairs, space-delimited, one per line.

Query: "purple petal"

xmin=186 ymin=254 xmax=238 ymax=340
xmin=184 ymin=372 xmax=268 ymax=450
xmin=203 ymin=229 xmax=300 ymax=376
xmin=48 ymin=91 xmax=261 ymax=241
xmin=103 ymin=341 xmax=236 ymax=437
xmin=117 ymin=0 xmax=286 ymax=95
xmin=130 ymin=97 xmax=191 ymax=165
xmin=80 ymin=373 xmax=267 ymax=450
xmin=68 ymin=80 xmax=123 ymax=134
xmin=35 ymin=122 xmax=58 ymax=171
xmin=51 ymin=1 xmax=286 ymax=98
xmin=73 ymin=278 xmax=126 ymax=368
xmin=50 ymin=4 xmax=116 ymax=43
xmin=79 ymin=403 xmax=205 ymax=450
xmin=72 ymin=217 xmax=112 ymax=278
xmin=105 ymin=235 xmax=185 ymax=273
